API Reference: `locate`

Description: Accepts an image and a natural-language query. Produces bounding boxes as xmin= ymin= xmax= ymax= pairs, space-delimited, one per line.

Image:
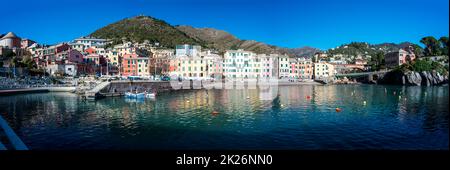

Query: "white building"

xmin=72 ymin=36 xmax=110 ymax=49
xmin=223 ymin=49 xmax=261 ymax=79
xmin=314 ymin=62 xmax=335 ymax=79
xmin=278 ymin=55 xmax=290 ymax=79
xmin=258 ymin=54 xmax=278 ymax=79
xmin=175 ymin=44 xmax=201 ymax=57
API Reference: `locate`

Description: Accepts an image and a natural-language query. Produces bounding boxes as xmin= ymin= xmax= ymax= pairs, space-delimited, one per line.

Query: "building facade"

xmin=223 ymin=49 xmax=260 ymax=79
xmin=385 ymin=48 xmax=416 ymax=68
xmin=0 ymin=32 xmax=21 ymax=49
xmin=314 ymin=62 xmax=335 ymax=79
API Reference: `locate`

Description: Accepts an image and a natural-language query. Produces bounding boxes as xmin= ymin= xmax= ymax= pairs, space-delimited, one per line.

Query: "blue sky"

xmin=0 ymin=0 xmax=448 ymax=50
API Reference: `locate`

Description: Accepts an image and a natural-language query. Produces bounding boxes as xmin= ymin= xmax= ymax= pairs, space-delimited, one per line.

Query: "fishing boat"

xmin=144 ymin=89 xmax=156 ymax=98
xmin=145 ymin=92 xmax=156 ymax=98
xmin=125 ymin=92 xmax=145 ymax=99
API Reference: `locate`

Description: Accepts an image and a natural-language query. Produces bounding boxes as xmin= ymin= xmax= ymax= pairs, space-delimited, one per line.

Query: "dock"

xmin=0 ymin=87 xmax=77 ymax=96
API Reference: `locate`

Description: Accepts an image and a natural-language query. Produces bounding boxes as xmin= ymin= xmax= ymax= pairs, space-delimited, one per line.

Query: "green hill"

xmin=90 ymin=16 xmax=204 ymax=48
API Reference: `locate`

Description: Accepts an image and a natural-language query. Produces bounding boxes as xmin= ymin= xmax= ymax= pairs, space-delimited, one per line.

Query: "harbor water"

xmin=0 ymin=85 xmax=448 ymax=149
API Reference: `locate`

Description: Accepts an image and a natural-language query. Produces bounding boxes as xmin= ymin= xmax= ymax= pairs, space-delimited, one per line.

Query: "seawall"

xmin=0 ymin=87 xmax=76 ymax=96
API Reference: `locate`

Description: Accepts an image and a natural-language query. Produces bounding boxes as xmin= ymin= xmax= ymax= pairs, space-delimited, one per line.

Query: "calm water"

xmin=0 ymin=85 xmax=448 ymax=150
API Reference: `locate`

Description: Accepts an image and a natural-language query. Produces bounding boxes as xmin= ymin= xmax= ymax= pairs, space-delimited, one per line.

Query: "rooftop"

xmin=0 ymin=32 xmax=20 ymax=40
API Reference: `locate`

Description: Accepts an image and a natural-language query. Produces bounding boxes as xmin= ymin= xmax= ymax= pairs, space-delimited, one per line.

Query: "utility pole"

xmin=154 ymin=57 xmax=157 ymax=80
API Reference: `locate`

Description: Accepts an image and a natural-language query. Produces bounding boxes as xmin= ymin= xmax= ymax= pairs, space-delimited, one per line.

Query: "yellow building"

xmin=169 ymin=51 xmax=222 ymax=80
xmin=136 ymin=57 xmax=149 ymax=76
xmin=104 ymin=50 xmax=120 ymax=66
xmin=314 ymin=62 xmax=335 ymax=79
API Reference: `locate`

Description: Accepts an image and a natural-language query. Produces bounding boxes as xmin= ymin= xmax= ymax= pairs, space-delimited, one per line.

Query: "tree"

xmin=420 ymin=36 xmax=441 ymax=56
xmin=412 ymin=59 xmax=433 ymax=72
xmin=439 ymin=36 xmax=449 ymax=56
xmin=411 ymin=44 xmax=424 ymax=58
xmin=370 ymin=52 xmax=385 ymax=71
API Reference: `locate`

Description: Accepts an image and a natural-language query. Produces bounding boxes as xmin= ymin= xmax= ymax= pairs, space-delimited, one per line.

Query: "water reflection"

xmin=0 ymin=85 xmax=448 ymax=149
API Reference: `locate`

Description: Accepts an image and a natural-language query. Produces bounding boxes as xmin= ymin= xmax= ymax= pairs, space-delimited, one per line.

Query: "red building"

xmin=85 ymin=47 xmax=96 ymax=54
xmin=122 ymin=54 xmax=140 ymax=76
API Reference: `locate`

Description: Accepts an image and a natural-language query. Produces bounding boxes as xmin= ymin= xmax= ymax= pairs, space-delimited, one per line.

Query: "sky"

xmin=0 ymin=0 xmax=448 ymax=50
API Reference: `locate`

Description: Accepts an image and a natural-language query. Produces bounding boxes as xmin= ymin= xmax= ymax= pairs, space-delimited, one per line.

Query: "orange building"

xmin=122 ymin=54 xmax=139 ymax=76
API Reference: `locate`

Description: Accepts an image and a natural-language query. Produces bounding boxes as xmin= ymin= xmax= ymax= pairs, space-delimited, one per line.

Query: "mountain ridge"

xmin=90 ymin=15 xmax=420 ymax=58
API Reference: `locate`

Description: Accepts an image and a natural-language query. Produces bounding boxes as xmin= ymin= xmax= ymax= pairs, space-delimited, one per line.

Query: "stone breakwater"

xmin=377 ymin=70 xmax=449 ymax=86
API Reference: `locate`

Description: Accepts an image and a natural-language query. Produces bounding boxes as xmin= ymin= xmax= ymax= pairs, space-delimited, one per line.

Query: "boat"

xmin=145 ymin=92 xmax=156 ymax=98
xmin=125 ymin=92 xmax=145 ymax=99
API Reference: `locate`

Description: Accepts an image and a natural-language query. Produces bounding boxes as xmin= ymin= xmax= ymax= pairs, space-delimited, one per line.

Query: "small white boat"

xmin=145 ymin=92 xmax=156 ymax=98
xmin=125 ymin=92 xmax=145 ymax=99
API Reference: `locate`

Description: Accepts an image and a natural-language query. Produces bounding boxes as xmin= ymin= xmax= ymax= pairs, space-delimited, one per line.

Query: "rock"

xmin=379 ymin=70 xmax=448 ymax=86
xmin=420 ymin=71 xmax=432 ymax=86
xmin=405 ymin=71 xmax=421 ymax=86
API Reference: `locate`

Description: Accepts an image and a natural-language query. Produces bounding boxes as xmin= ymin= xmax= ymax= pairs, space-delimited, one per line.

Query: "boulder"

xmin=379 ymin=70 xmax=448 ymax=86
xmin=420 ymin=71 xmax=432 ymax=86
xmin=405 ymin=71 xmax=421 ymax=86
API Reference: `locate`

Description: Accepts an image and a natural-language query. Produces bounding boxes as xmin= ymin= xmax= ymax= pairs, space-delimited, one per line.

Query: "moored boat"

xmin=145 ymin=93 xmax=156 ymax=98
xmin=125 ymin=92 xmax=145 ymax=99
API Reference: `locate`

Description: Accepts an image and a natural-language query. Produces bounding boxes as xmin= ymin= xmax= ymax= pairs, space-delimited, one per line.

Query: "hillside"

xmin=326 ymin=42 xmax=423 ymax=60
xmin=90 ymin=16 xmax=204 ymax=48
xmin=176 ymin=25 xmax=280 ymax=54
xmin=91 ymin=15 xmax=421 ymax=59
xmin=176 ymin=25 xmax=322 ymax=57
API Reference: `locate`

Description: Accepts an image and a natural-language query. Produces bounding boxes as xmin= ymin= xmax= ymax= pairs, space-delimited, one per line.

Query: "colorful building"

xmin=258 ymin=54 xmax=278 ymax=79
xmin=314 ymin=62 xmax=335 ymax=79
xmin=385 ymin=47 xmax=416 ymax=68
xmin=278 ymin=55 xmax=290 ymax=79
xmin=223 ymin=49 xmax=260 ymax=79
xmin=0 ymin=32 xmax=21 ymax=49
xmin=297 ymin=57 xmax=313 ymax=79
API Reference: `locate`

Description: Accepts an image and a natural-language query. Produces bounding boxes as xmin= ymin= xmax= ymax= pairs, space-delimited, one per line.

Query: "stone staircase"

xmin=84 ymin=81 xmax=111 ymax=100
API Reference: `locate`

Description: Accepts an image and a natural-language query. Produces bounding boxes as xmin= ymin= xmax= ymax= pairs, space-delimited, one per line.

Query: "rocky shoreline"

xmin=377 ymin=70 xmax=448 ymax=86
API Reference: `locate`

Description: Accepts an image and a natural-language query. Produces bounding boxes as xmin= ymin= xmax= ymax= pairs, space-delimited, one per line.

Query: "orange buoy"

xmin=211 ymin=111 xmax=219 ymax=115
xmin=335 ymin=108 xmax=342 ymax=112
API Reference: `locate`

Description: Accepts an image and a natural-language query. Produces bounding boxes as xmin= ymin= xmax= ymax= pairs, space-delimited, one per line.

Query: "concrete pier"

xmin=0 ymin=87 xmax=76 ymax=96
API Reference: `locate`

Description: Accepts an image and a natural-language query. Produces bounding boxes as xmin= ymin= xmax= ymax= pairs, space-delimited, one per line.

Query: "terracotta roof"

xmin=0 ymin=32 xmax=20 ymax=40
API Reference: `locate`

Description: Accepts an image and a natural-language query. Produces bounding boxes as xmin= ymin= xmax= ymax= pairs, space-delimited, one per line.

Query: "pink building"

xmin=298 ymin=58 xmax=313 ymax=79
xmin=21 ymin=39 xmax=36 ymax=48
xmin=385 ymin=47 xmax=416 ymax=68
xmin=66 ymin=49 xmax=84 ymax=64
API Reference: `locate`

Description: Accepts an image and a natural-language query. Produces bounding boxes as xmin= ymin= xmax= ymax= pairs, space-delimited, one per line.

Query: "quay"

xmin=0 ymin=87 xmax=76 ymax=96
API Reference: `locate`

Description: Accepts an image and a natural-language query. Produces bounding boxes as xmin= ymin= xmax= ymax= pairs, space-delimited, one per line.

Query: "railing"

xmin=335 ymin=70 xmax=391 ymax=77
xmin=0 ymin=115 xmax=28 ymax=150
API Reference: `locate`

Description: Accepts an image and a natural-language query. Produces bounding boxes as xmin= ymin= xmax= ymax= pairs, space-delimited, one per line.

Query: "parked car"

xmin=161 ymin=76 xmax=171 ymax=81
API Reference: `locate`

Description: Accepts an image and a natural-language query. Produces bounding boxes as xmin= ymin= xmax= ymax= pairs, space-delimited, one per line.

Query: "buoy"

xmin=335 ymin=108 xmax=342 ymax=112
xmin=211 ymin=111 xmax=219 ymax=115
xmin=247 ymin=96 xmax=250 ymax=99
xmin=306 ymin=95 xmax=311 ymax=99
xmin=363 ymin=101 xmax=367 ymax=105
